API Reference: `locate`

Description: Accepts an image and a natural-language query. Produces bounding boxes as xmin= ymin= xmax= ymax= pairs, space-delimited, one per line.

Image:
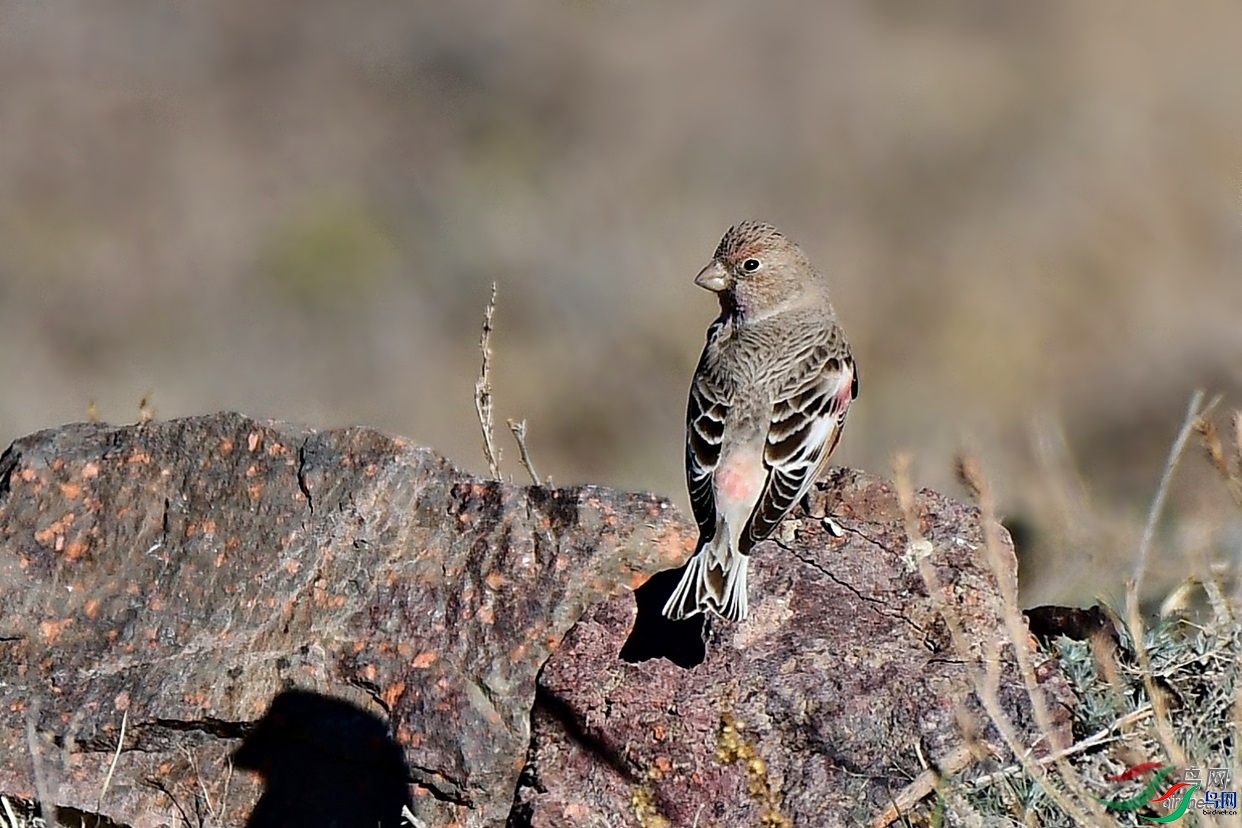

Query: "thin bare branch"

xmin=507 ymin=418 xmax=541 ymax=485
xmin=473 ymin=282 xmax=501 ymax=479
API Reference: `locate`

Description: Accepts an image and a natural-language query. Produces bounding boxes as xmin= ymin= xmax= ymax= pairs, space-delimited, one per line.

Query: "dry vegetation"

xmin=872 ymin=399 xmax=1242 ymax=827
xmin=2 ymin=2 xmax=1242 ymax=826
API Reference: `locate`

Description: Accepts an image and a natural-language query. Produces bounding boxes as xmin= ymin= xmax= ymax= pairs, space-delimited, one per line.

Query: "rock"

xmin=516 ymin=468 xmax=1075 ymax=828
xmin=0 ymin=415 xmax=1070 ymax=828
xmin=0 ymin=414 xmax=693 ymax=828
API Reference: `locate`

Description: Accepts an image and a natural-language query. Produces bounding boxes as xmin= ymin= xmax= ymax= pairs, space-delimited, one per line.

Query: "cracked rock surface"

xmin=0 ymin=414 xmax=1069 ymax=827
xmin=517 ymin=468 xmax=1074 ymax=827
xmin=0 ymin=414 xmax=691 ymax=827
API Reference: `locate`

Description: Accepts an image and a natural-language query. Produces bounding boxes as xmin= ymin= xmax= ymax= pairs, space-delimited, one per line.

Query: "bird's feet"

xmin=800 ymin=490 xmax=845 ymax=537
xmin=822 ymin=515 xmax=845 ymax=538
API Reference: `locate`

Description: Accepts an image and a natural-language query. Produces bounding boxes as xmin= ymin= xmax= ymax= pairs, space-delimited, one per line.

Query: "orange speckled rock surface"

xmin=515 ymin=468 xmax=1075 ymax=828
xmin=0 ymin=413 xmax=694 ymax=828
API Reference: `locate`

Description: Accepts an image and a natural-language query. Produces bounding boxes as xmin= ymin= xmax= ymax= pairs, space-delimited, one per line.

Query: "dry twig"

xmin=473 ymin=282 xmax=501 ymax=478
xmin=507 ymin=418 xmax=541 ymax=485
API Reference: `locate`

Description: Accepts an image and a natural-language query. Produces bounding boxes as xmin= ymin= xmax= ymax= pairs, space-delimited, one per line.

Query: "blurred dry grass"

xmin=0 ymin=0 xmax=1239 ymax=606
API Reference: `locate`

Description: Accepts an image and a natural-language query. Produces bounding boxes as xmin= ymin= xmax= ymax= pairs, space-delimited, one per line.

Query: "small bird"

xmin=663 ymin=221 xmax=858 ymax=622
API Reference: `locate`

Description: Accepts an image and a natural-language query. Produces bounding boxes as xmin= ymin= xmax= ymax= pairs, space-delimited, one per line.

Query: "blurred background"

xmin=1 ymin=0 xmax=1239 ymax=607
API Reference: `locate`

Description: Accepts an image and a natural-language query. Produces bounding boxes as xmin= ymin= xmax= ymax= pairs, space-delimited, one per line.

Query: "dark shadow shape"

xmin=534 ymin=686 xmax=641 ymax=784
xmin=1025 ymin=604 xmax=1119 ymax=647
xmin=620 ymin=565 xmax=708 ymax=668
xmin=1002 ymin=515 xmax=1036 ymax=559
xmin=233 ymin=689 xmax=413 ymax=828
xmin=531 ymin=686 xmax=682 ymax=822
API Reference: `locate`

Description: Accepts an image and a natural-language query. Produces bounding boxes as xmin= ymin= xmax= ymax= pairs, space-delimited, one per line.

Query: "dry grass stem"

xmin=1131 ymin=389 xmax=1206 ymax=595
xmin=473 ymin=282 xmax=501 ymax=479
xmin=887 ymin=453 xmax=1100 ymax=825
xmin=219 ymin=759 xmax=234 ymax=826
xmin=181 ymin=746 xmax=218 ymax=824
xmin=968 ymin=453 xmax=1086 ymax=792
xmin=23 ymin=705 xmax=51 ymax=825
xmin=507 ymin=418 xmax=541 ymax=485
xmin=1124 ymin=390 xmax=1208 ymax=773
xmin=95 ymin=709 xmax=127 ymax=813
xmin=966 ymin=705 xmax=1152 ymax=790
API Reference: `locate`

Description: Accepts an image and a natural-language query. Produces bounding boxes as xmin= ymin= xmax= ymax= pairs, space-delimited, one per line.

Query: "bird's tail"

xmin=662 ymin=535 xmax=749 ymax=622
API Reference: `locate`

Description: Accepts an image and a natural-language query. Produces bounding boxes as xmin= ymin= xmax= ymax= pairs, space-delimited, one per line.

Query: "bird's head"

xmin=695 ymin=221 xmax=818 ymax=318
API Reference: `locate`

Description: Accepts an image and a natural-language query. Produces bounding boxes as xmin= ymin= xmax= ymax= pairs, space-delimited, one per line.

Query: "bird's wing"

xmin=685 ymin=318 xmax=730 ymax=542
xmin=741 ymin=331 xmax=857 ymax=551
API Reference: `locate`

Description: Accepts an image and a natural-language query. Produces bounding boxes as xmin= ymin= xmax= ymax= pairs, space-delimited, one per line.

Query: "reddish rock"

xmin=0 ymin=414 xmax=692 ymax=828
xmin=0 ymin=415 xmax=1070 ymax=828
xmin=516 ymin=468 xmax=1075 ymax=827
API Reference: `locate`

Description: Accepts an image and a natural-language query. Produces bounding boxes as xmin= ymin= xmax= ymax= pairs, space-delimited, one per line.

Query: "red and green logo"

xmin=1095 ymin=763 xmax=1199 ymax=822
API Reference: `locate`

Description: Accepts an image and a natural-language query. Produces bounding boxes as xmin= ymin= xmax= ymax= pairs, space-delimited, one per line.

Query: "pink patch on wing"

xmin=834 ymin=367 xmax=855 ymax=410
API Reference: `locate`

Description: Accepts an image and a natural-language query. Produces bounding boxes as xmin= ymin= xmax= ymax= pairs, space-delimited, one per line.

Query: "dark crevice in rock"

xmin=838 ymin=522 xmax=898 ymax=554
xmin=295 ymin=440 xmax=314 ymax=514
xmin=346 ymin=676 xmax=392 ymax=718
xmin=159 ymin=496 xmax=171 ymax=538
xmin=54 ymin=804 xmax=132 ymax=828
xmin=505 ymin=795 xmax=536 ymax=828
xmin=408 ymin=765 xmax=472 ymax=807
xmin=149 ymin=717 xmax=252 ymax=740
xmin=926 ymin=656 xmax=969 ymax=667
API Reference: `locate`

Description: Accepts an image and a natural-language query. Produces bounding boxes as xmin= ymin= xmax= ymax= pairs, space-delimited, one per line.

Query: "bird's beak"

xmin=694 ymin=260 xmax=730 ymax=292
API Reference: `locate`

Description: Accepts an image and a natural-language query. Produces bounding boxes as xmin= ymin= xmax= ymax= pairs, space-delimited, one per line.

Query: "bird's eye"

xmin=742 ymin=258 xmax=760 ymax=272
